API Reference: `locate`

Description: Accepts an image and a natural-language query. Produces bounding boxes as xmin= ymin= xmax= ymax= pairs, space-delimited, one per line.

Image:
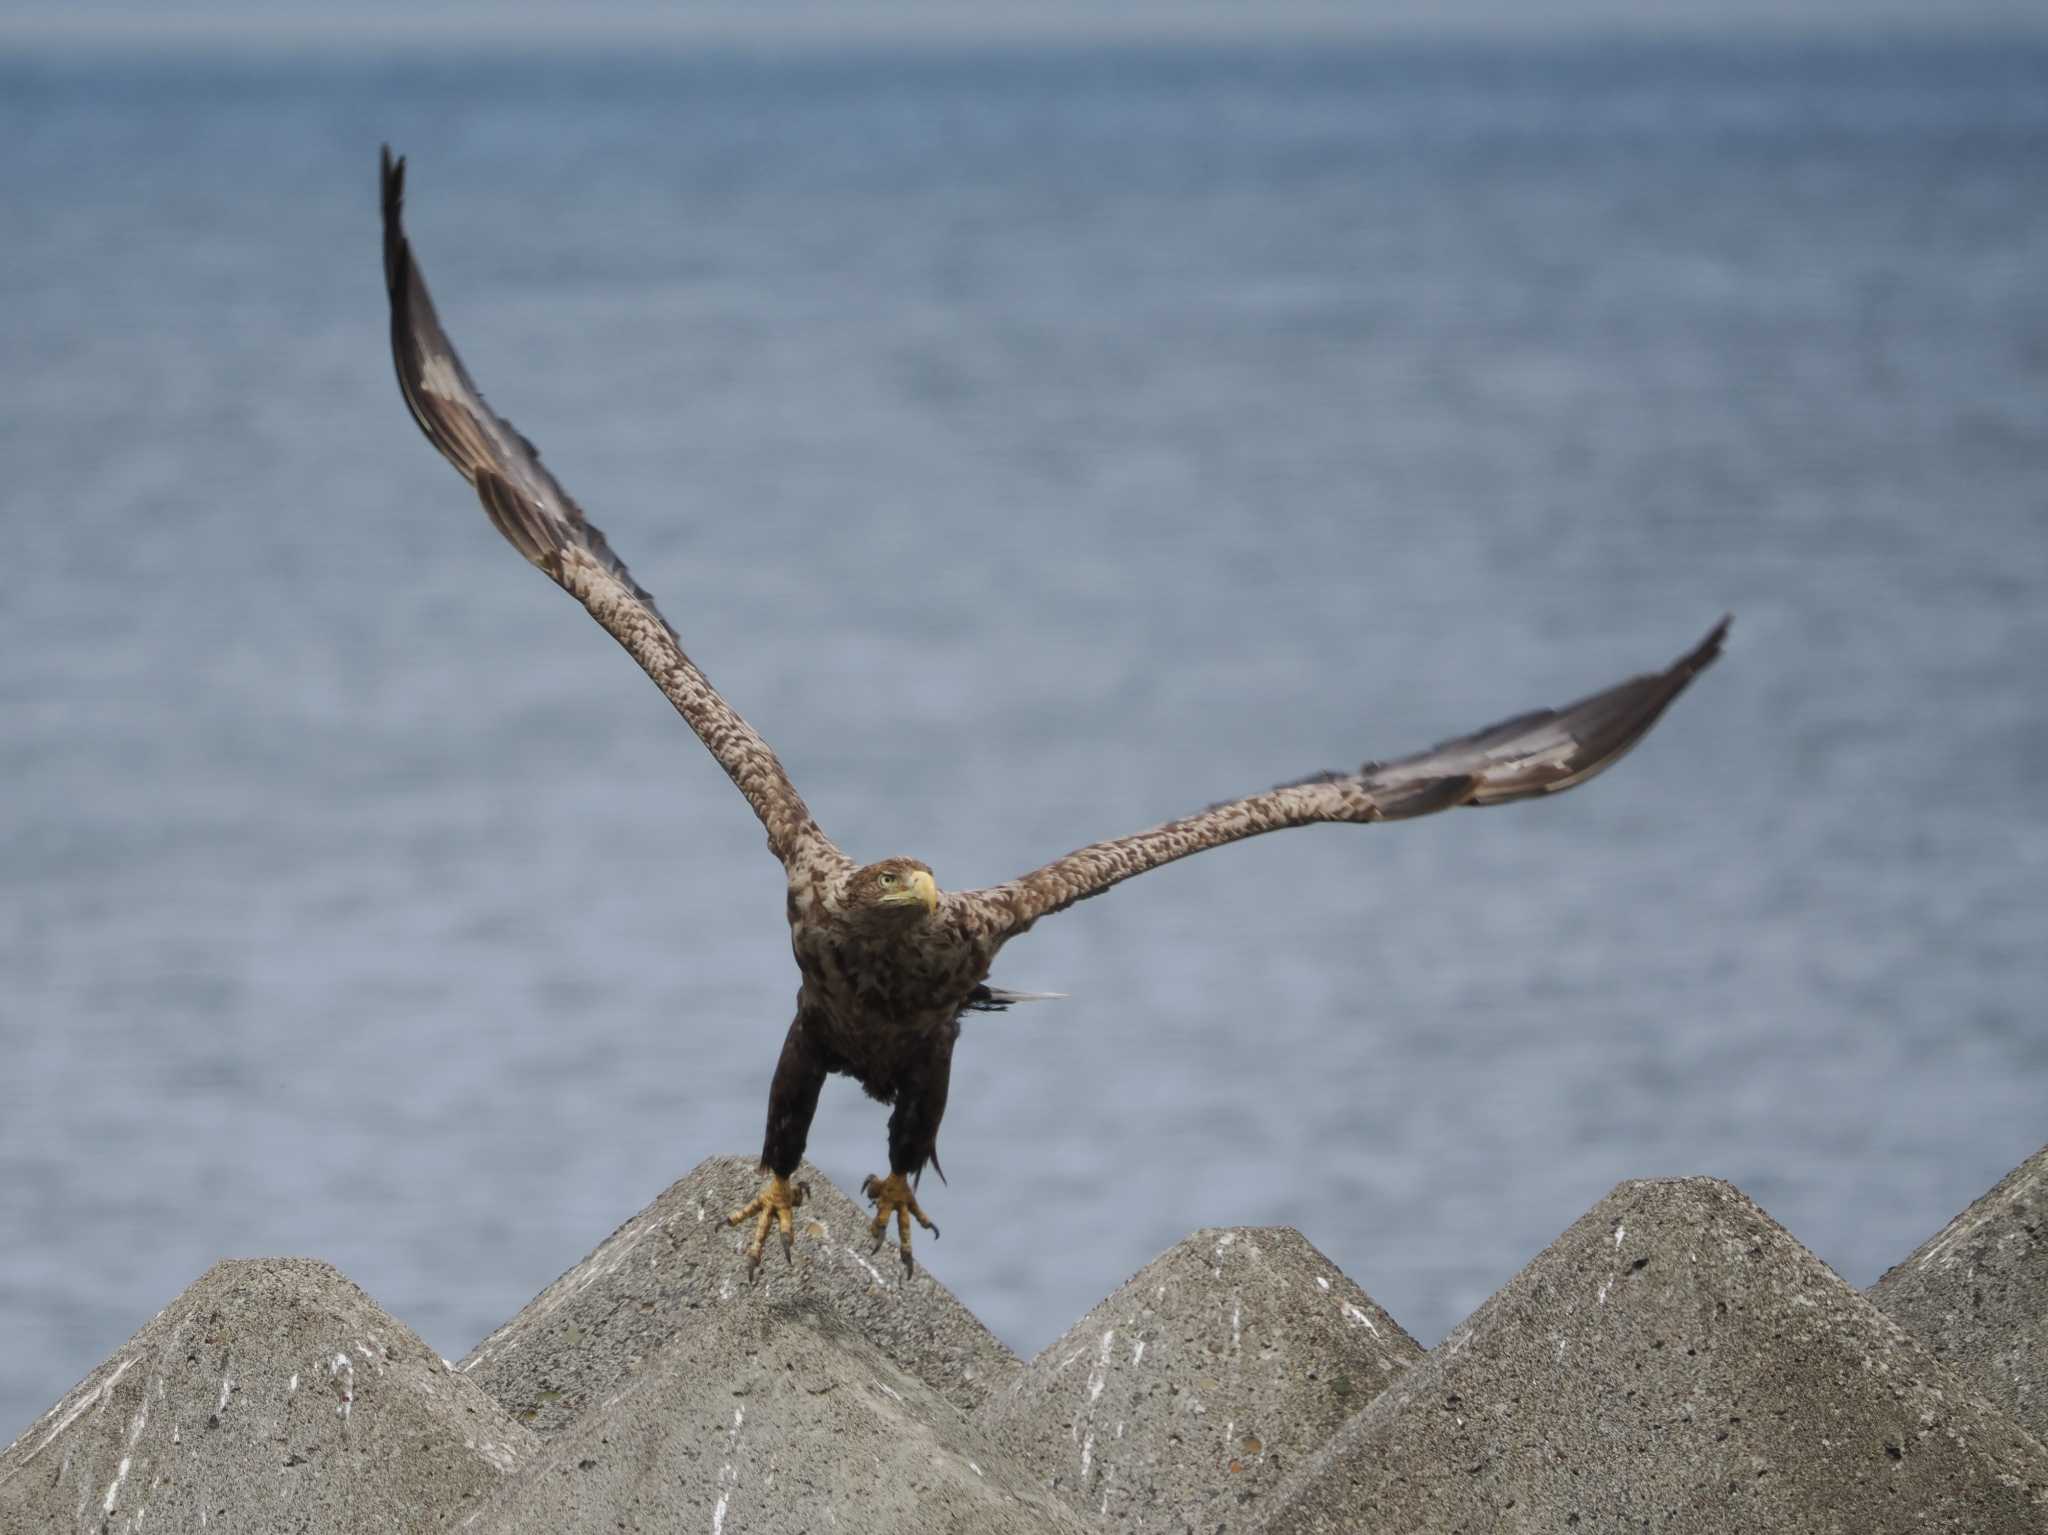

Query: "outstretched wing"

xmin=955 ymin=618 xmax=1728 ymax=934
xmin=380 ymin=148 xmax=838 ymax=873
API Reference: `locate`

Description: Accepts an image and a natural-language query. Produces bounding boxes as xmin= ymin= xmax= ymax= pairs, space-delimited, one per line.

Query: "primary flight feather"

xmin=380 ymin=147 xmax=1727 ymax=1275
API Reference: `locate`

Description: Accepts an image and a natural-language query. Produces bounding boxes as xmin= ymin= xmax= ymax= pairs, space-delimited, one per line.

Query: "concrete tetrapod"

xmin=0 ymin=1258 xmax=534 ymax=1535
xmin=1873 ymin=1142 xmax=2048 ymax=1444
xmin=458 ymin=1155 xmax=1019 ymax=1433
xmin=984 ymin=1226 xmax=1419 ymax=1533
xmin=462 ymin=1295 xmax=1083 ymax=1535
xmin=1250 ymin=1178 xmax=2048 ymax=1533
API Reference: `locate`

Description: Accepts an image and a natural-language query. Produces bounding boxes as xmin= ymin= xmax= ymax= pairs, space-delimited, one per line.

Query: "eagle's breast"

xmin=789 ymin=908 xmax=992 ymax=1083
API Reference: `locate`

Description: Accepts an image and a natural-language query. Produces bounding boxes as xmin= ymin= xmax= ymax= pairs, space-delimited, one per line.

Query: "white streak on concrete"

xmin=1341 ymin=1303 xmax=1380 ymax=1336
xmin=330 ymin=1353 xmax=355 ymax=1420
xmin=216 ymin=1372 xmax=233 ymax=1416
xmin=477 ymin=1438 xmax=520 ymax=1473
xmin=1615 ymin=1223 xmax=1627 ymax=1249
xmin=8 ymin=1356 xmax=137 ymax=1473
xmin=523 ymin=1217 xmax=660 ymax=1325
xmin=1080 ymin=1430 xmax=1094 ymax=1477
xmin=1231 ymin=1299 xmax=1242 ymax=1350
xmin=97 ymin=1359 xmax=135 ymax=1414
xmin=288 ymin=1374 xmax=299 ymax=1393
xmin=712 ymin=1407 xmax=744 ymax=1535
xmin=1130 ymin=1339 xmax=1145 ymax=1366
xmin=102 ymin=1456 xmax=132 ymax=1514
xmin=1917 ymin=1207 xmax=1992 ymax=1270
xmin=1597 ymin=1279 xmax=1612 ymax=1306
xmin=1316 ymin=1276 xmax=1330 ymax=1291
xmin=1087 ymin=1330 xmax=1114 ymax=1403
xmin=845 ymin=1247 xmax=887 ymax=1288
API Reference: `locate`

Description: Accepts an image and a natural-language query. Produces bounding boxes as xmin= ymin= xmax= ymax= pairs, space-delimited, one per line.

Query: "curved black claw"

xmin=862 ymin=1172 xmax=938 ymax=1276
xmin=727 ymin=1174 xmax=809 ymax=1278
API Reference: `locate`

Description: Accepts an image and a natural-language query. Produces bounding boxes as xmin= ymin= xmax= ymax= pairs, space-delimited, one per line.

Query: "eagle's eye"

xmin=876 ymin=871 xmax=897 ymax=886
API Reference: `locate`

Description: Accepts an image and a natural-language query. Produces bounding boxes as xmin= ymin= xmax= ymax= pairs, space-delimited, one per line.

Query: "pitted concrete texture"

xmin=463 ymin=1294 xmax=1084 ymax=1535
xmin=458 ymin=1155 xmax=1019 ymax=1433
xmin=1250 ymin=1178 xmax=2048 ymax=1534
xmin=984 ymin=1226 xmax=1419 ymax=1533
xmin=0 ymin=1257 xmax=533 ymax=1535
xmin=1873 ymin=1143 xmax=2048 ymax=1443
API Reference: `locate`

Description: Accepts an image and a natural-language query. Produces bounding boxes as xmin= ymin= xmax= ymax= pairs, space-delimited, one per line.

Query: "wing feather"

xmin=380 ymin=148 xmax=836 ymax=872
xmin=957 ymin=618 xmax=1727 ymax=933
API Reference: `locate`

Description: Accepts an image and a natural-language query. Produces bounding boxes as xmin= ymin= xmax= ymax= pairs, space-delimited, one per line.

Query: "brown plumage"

xmin=380 ymin=148 xmax=1728 ymax=1272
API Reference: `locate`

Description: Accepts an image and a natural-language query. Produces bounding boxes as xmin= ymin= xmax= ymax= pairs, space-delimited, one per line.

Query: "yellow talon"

xmin=861 ymin=1171 xmax=938 ymax=1275
xmin=727 ymin=1173 xmax=808 ymax=1276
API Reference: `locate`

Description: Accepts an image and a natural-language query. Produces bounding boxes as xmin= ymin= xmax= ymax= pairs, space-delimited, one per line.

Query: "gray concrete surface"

xmin=0 ymin=1257 xmax=533 ymax=1535
xmin=458 ymin=1155 xmax=1019 ymax=1432
xmin=463 ymin=1295 xmax=1083 ymax=1535
xmin=1248 ymin=1178 xmax=2048 ymax=1534
xmin=14 ymin=1169 xmax=2048 ymax=1534
xmin=984 ymin=1226 xmax=1418 ymax=1533
xmin=1873 ymin=1143 xmax=2048 ymax=1444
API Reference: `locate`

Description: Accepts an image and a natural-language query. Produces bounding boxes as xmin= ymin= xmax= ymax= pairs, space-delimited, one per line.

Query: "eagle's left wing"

xmin=953 ymin=618 xmax=1727 ymax=936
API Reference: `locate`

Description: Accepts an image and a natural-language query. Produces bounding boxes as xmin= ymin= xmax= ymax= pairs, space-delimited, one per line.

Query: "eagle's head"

xmin=845 ymin=857 xmax=939 ymax=928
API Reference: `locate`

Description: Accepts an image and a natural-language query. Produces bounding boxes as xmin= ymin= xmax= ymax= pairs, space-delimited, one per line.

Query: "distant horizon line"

xmin=4 ymin=8 xmax=2045 ymax=55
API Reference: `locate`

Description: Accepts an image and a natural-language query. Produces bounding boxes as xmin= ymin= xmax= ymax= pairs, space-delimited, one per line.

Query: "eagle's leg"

xmin=863 ymin=1031 xmax=953 ymax=1275
xmin=728 ymin=1013 xmax=827 ymax=1276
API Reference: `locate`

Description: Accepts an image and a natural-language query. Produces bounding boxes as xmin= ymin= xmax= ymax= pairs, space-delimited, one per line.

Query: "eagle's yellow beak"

xmin=877 ymin=867 xmax=939 ymax=915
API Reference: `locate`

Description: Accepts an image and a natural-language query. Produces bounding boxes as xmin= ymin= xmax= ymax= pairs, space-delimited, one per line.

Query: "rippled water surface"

xmin=3 ymin=39 xmax=2046 ymax=1439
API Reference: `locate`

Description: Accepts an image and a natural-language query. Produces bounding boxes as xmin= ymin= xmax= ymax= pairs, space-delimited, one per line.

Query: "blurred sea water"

xmin=2 ymin=38 xmax=2045 ymax=1439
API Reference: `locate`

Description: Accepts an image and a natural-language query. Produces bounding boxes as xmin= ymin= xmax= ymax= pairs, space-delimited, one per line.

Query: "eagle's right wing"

xmin=381 ymin=148 xmax=841 ymax=875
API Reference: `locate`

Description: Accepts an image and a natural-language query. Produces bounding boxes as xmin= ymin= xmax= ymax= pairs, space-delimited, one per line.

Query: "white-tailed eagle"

xmin=380 ymin=148 xmax=1727 ymax=1273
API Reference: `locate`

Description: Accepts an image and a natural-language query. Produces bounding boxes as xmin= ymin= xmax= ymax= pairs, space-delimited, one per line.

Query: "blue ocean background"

xmin=2 ymin=38 xmax=2045 ymax=1439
